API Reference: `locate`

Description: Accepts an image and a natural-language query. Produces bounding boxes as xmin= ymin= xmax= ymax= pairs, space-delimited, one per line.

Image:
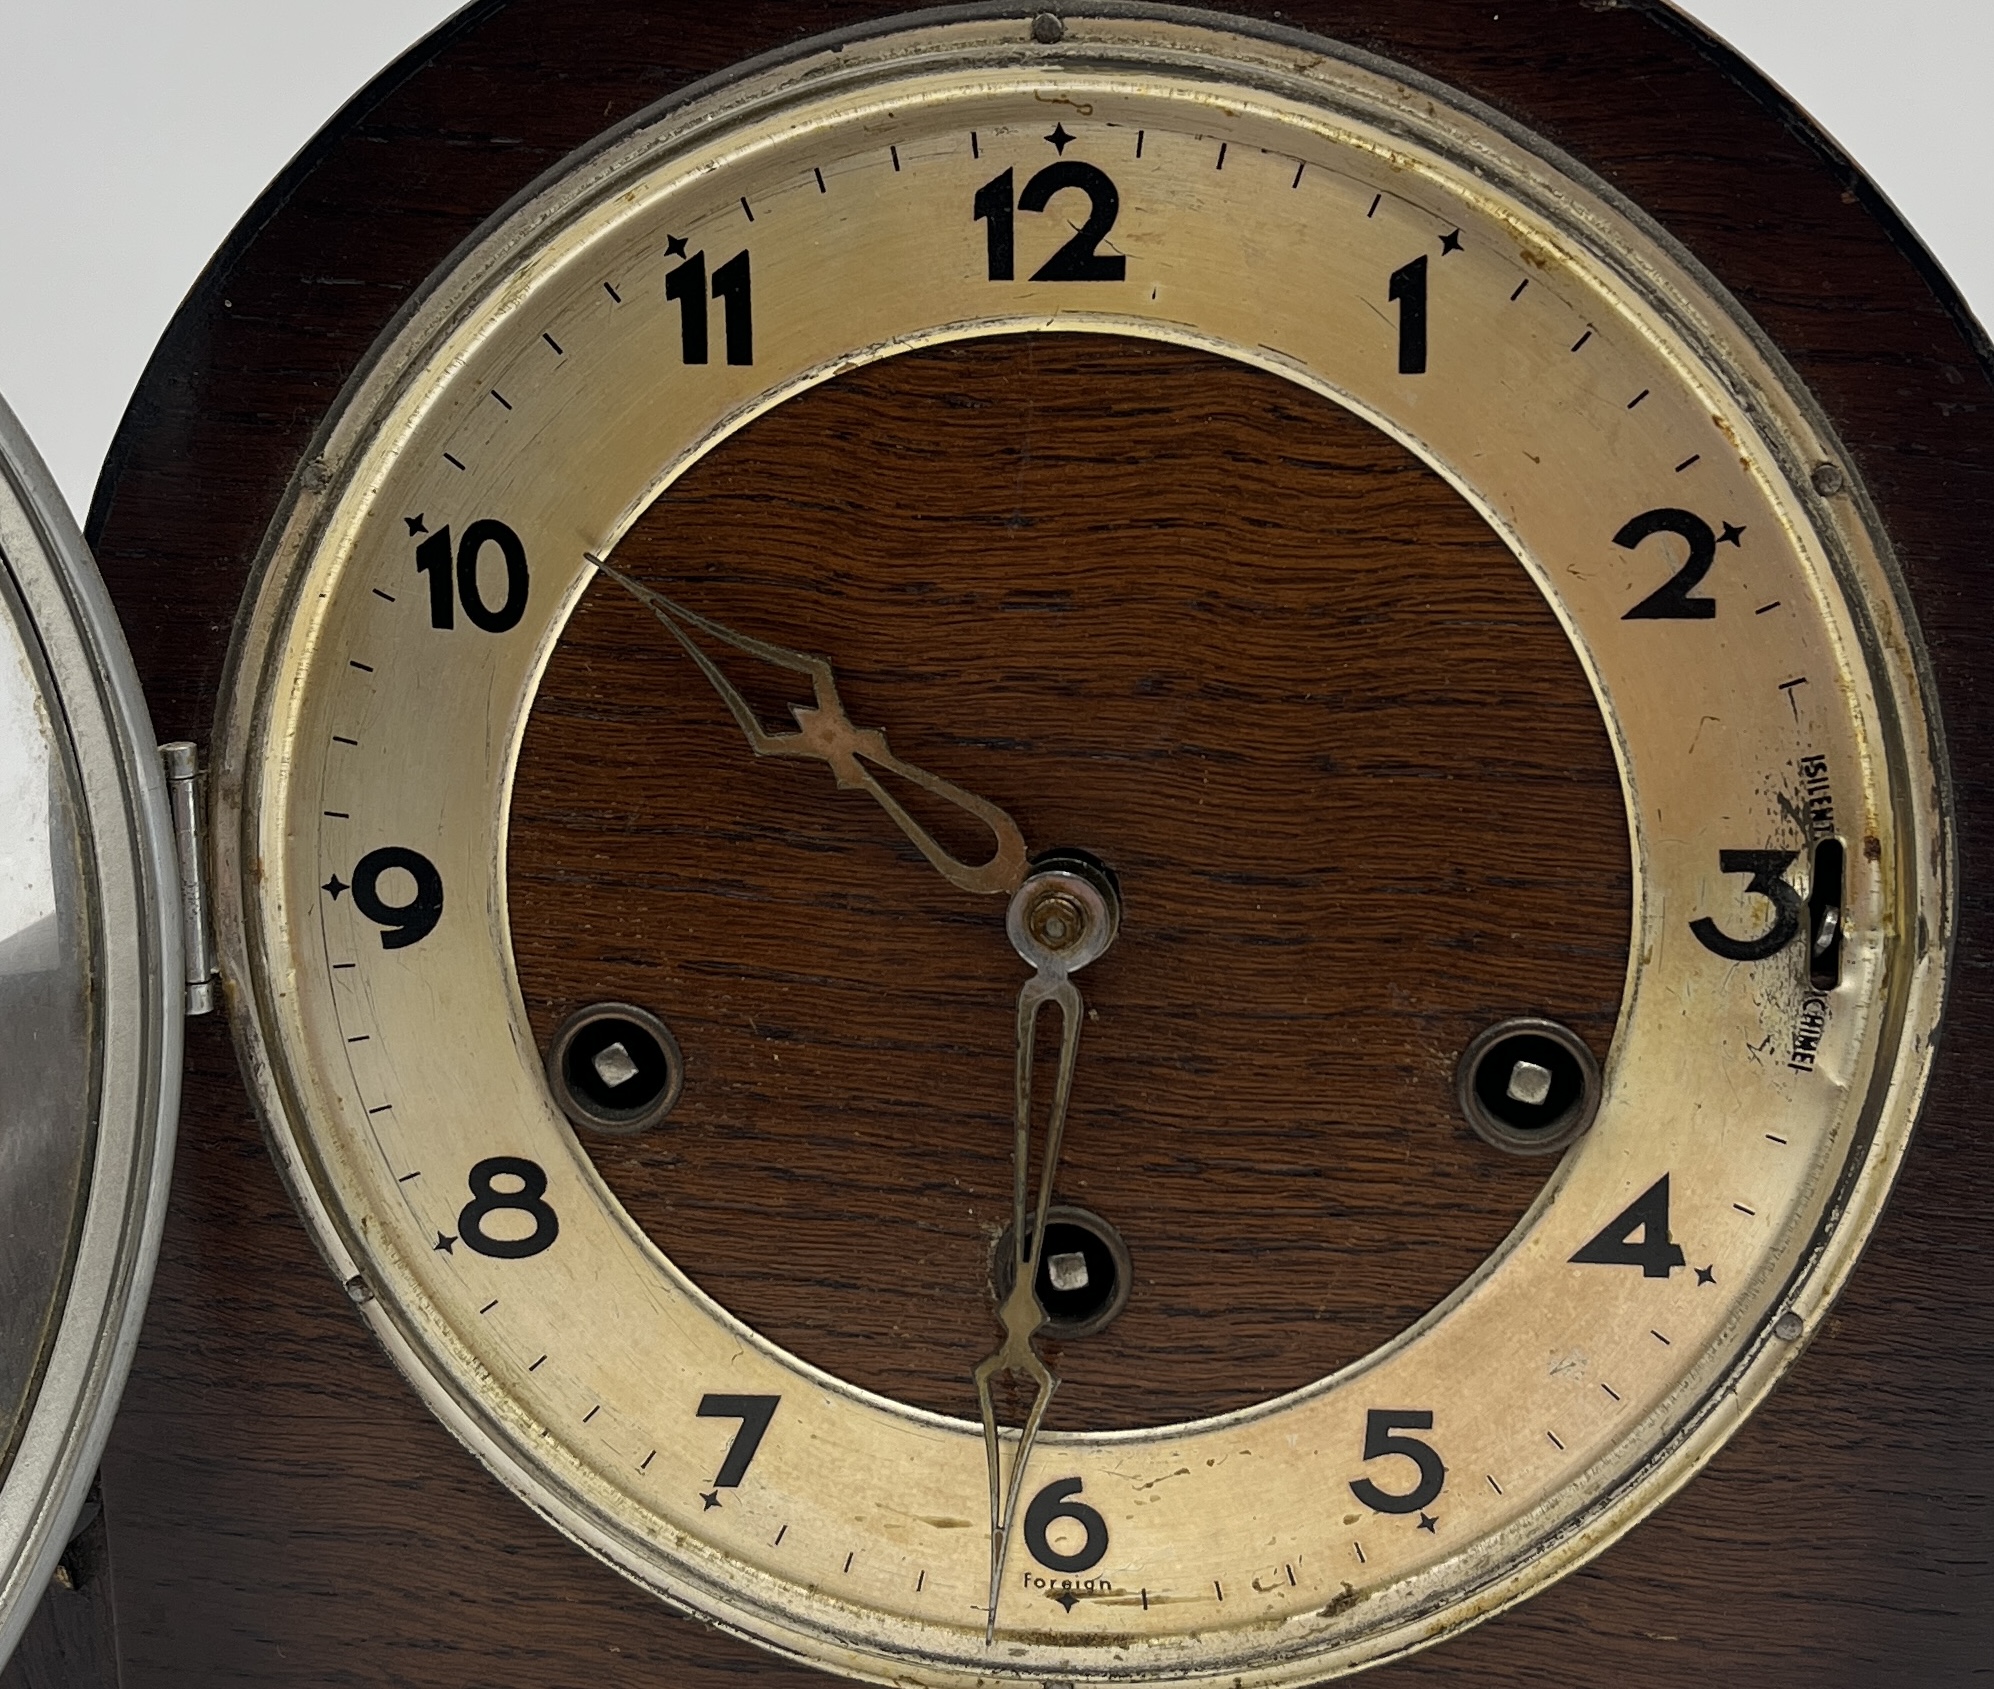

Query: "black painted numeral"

xmin=1023 ymin=1477 xmax=1109 ymax=1573
xmin=666 ymin=249 xmax=754 ymax=365
xmin=414 ymin=519 xmax=529 ymax=633
xmin=1348 ymin=1409 xmax=1446 ymax=1515
xmin=975 ymin=162 xmax=1126 ymax=282
xmin=712 ymin=250 xmax=753 ymax=365
xmin=1619 ymin=507 xmax=1719 ymax=619
xmin=1570 ymin=1174 xmax=1686 ymax=1278
xmin=458 ymin=1156 xmax=559 ymax=1259
xmin=1388 ymin=254 xmax=1428 ymax=375
xmin=697 ymin=1394 xmax=780 ymax=1488
xmin=974 ymin=167 xmax=1015 ymax=280
xmin=1691 ymin=849 xmax=1804 ymax=961
xmin=350 ymin=845 xmax=444 ymax=949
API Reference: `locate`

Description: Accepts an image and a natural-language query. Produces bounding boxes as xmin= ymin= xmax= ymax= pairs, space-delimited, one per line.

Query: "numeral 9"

xmin=351 ymin=845 xmax=444 ymax=949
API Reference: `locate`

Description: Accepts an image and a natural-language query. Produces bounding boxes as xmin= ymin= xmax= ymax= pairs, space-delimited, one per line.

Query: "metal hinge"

xmin=159 ymin=741 xmax=217 ymax=1016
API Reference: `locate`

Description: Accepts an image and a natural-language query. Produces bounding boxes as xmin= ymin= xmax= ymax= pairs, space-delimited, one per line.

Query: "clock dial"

xmin=209 ymin=12 xmax=1945 ymax=1685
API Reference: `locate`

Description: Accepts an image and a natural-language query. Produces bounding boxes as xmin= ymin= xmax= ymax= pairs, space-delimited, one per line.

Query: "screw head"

xmin=1810 ymin=461 xmax=1846 ymax=497
xmin=1031 ymin=11 xmax=1065 ymax=44
xmin=1027 ymin=889 xmax=1088 ymax=953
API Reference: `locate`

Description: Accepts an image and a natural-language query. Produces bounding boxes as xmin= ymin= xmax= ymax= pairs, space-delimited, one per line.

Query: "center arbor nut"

xmin=1007 ymin=848 xmax=1123 ymax=974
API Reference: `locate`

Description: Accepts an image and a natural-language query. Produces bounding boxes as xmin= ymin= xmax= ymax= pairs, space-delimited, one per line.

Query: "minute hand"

xmin=590 ymin=555 xmax=1027 ymax=897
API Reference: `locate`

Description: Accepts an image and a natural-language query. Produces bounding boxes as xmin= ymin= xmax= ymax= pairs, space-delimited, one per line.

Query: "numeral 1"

xmin=974 ymin=167 xmax=1015 ymax=280
xmin=1389 ymin=255 xmax=1428 ymax=375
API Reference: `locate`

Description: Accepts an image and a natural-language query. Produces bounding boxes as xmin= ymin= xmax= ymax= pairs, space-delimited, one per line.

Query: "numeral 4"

xmin=1570 ymin=1174 xmax=1686 ymax=1278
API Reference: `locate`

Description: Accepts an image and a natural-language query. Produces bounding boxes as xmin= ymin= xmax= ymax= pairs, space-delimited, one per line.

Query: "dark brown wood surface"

xmin=77 ymin=2 xmax=1992 ymax=1684
xmin=513 ymin=334 xmax=1625 ymax=1429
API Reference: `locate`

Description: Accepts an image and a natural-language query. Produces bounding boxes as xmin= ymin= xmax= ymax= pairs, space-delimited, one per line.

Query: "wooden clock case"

xmin=6 ymin=2 xmax=1988 ymax=1684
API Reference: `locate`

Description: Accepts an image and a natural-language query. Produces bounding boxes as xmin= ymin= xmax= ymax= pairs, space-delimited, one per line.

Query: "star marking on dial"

xmin=1439 ymin=227 xmax=1463 ymax=253
xmin=433 ymin=1232 xmax=456 ymax=1254
xmin=665 ymin=233 xmax=689 ymax=259
xmin=321 ymin=874 xmax=349 ymax=900
xmin=1417 ymin=1513 xmax=1439 ymax=1533
xmin=701 ymin=1490 xmax=722 ymax=1510
xmin=1045 ymin=122 xmax=1074 ymax=154
xmin=403 ymin=513 xmax=426 ymax=536
xmin=1053 ymin=1591 xmax=1082 ymax=1612
xmin=1696 ymin=1263 xmax=1717 ymax=1285
xmin=1719 ymin=521 xmax=1747 ymax=545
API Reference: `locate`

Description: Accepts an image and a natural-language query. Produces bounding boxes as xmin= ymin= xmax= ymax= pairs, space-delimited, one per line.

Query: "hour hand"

xmin=588 ymin=555 xmax=1026 ymax=896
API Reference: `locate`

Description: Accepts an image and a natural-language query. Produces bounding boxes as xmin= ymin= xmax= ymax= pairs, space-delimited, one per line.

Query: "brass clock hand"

xmin=976 ymin=856 xmax=1121 ymax=1641
xmin=587 ymin=555 xmax=1026 ymax=896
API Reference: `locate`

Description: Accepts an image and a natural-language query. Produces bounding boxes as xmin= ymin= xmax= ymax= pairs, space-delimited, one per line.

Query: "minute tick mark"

xmin=1757 ymin=601 xmax=1782 ymax=614
xmin=1510 ymin=278 xmax=1529 ymax=301
xmin=1572 ymin=329 xmax=1593 ymax=352
xmin=542 ymin=331 xmax=563 ymax=354
xmin=1215 ymin=142 xmax=1228 ymax=170
xmin=1367 ymin=193 xmax=1381 ymax=218
xmin=1292 ymin=160 xmax=1304 ymax=187
xmin=371 ymin=589 xmax=395 ymax=603
xmin=603 ymin=281 xmax=622 ymax=303
xmin=814 ymin=166 xmax=825 ymax=193
xmin=1675 ymin=454 xmax=1701 ymax=473
xmin=489 ymin=389 xmax=512 ymax=410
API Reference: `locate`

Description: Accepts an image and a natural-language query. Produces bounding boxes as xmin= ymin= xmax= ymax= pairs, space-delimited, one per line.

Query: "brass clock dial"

xmin=205 ymin=10 xmax=1947 ymax=1685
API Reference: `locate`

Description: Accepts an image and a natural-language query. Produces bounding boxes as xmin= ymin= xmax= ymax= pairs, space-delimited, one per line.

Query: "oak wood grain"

xmin=82 ymin=2 xmax=1992 ymax=1685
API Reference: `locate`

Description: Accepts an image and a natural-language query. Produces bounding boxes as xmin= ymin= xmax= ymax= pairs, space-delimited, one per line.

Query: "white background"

xmin=1 ymin=1 xmax=1987 ymax=524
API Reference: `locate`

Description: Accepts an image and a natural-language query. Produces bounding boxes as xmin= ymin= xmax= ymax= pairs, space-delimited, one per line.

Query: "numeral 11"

xmin=665 ymin=249 xmax=754 ymax=365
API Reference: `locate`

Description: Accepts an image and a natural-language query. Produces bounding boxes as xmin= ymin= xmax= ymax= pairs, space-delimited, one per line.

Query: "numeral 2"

xmin=665 ymin=249 xmax=753 ymax=364
xmin=696 ymin=1394 xmax=780 ymax=1488
xmin=1618 ymin=507 xmax=1718 ymax=619
xmin=974 ymin=163 xmax=1126 ymax=281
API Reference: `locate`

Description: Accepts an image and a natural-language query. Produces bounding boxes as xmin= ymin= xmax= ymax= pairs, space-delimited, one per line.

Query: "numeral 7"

xmin=697 ymin=1393 xmax=780 ymax=1488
